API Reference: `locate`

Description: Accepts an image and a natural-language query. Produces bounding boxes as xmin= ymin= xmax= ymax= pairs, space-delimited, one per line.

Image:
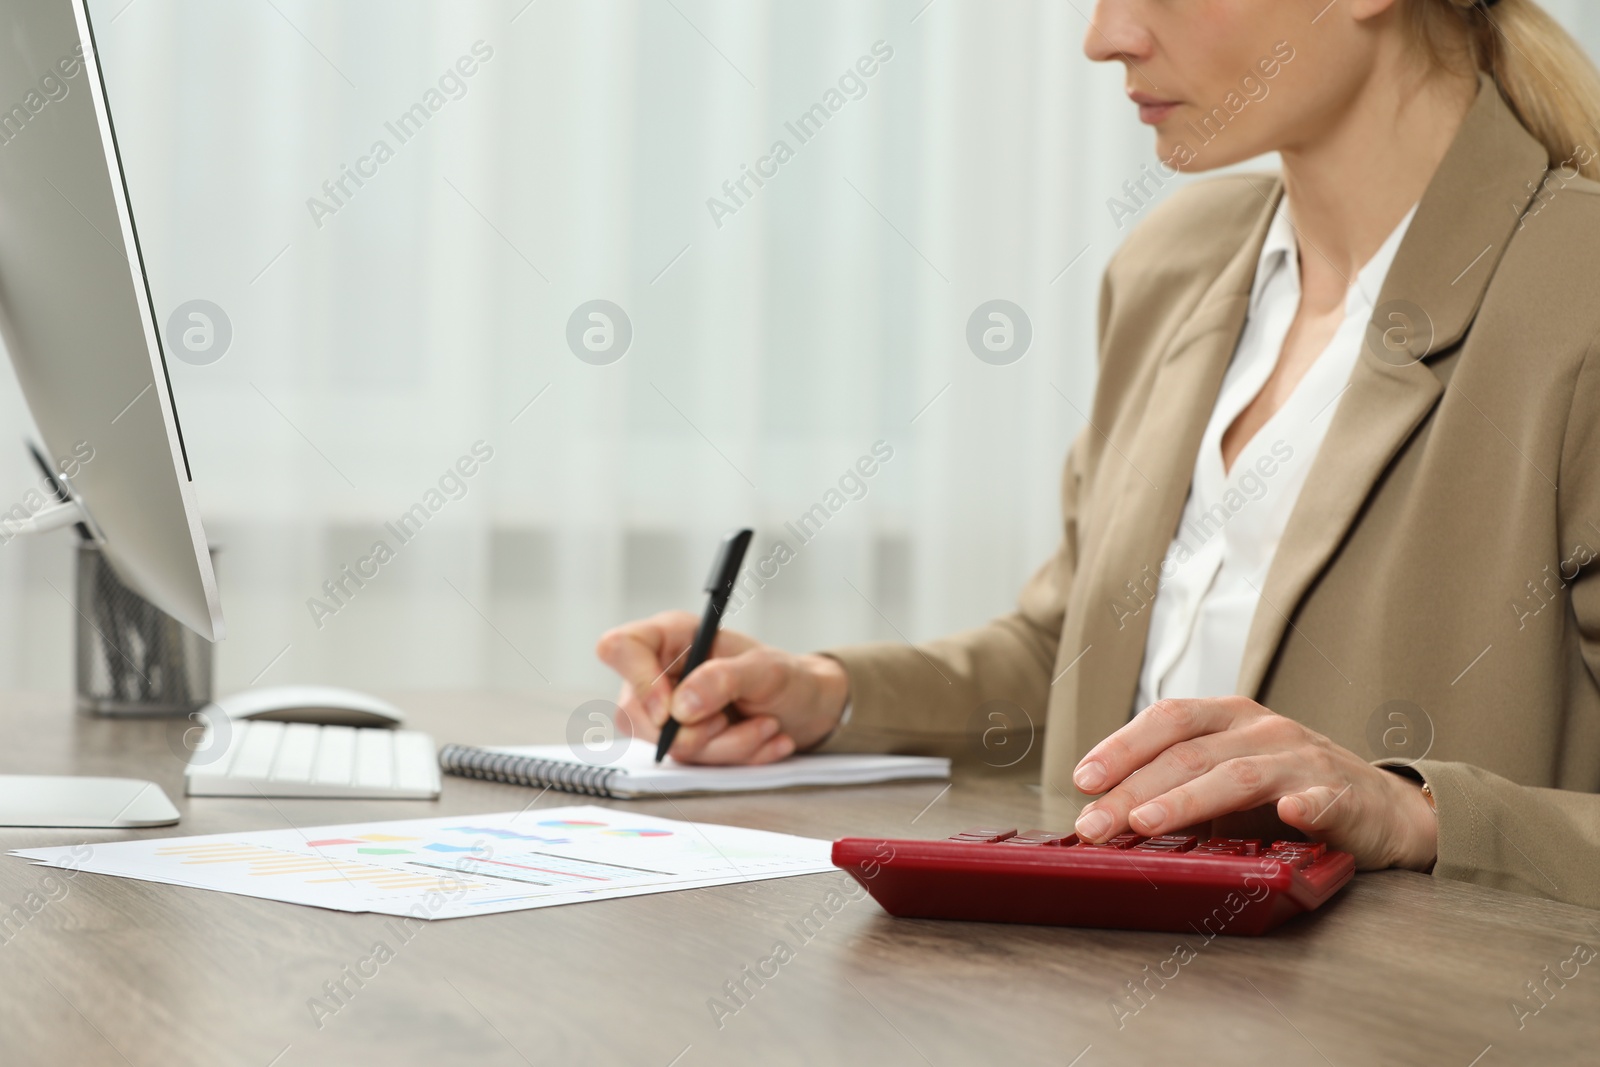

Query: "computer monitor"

xmin=0 ymin=0 xmax=223 ymax=642
xmin=0 ymin=0 xmax=221 ymax=827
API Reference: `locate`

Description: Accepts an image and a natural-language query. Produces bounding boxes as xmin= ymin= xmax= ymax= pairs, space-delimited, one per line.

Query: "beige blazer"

xmin=820 ymin=74 xmax=1600 ymax=909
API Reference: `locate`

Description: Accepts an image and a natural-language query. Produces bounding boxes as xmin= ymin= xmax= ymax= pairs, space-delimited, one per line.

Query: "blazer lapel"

xmin=1235 ymin=75 xmax=1554 ymax=696
xmin=1071 ymin=176 xmax=1284 ymax=756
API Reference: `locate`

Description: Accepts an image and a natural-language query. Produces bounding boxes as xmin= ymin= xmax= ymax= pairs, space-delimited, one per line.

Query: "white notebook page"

xmin=482 ymin=737 xmax=950 ymax=797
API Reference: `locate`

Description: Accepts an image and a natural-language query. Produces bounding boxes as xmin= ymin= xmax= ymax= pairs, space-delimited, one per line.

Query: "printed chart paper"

xmin=9 ymin=806 xmax=835 ymax=918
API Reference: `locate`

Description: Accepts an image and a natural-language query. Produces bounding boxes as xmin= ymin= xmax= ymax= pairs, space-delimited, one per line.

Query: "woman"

xmin=598 ymin=0 xmax=1600 ymax=908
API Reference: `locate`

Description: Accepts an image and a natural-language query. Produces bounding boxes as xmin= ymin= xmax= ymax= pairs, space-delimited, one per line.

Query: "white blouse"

xmin=1132 ymin=195 xmax=1418 ymax=713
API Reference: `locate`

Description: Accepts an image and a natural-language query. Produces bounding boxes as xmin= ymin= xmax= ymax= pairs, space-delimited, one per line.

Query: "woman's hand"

xmin=595 ymin=611 xmax=851 ymax=764
xmin=1071 ymin=696 xmax=1437 ymax=871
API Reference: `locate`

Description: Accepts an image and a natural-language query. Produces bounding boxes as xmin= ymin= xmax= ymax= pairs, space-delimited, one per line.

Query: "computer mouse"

xmin=208 ymin=686 xmax=405 ymax=728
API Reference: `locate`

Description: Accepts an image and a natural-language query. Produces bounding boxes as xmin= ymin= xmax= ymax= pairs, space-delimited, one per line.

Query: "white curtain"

xmin=0 ymin=0 xmax=1595 ymax=698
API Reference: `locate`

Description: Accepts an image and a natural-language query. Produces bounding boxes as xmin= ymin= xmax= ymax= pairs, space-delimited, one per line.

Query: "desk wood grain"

xmin=0 ymin=690 xmax=1594 ymax=1066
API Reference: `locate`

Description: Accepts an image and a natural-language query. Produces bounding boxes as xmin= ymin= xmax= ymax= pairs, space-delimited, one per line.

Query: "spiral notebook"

xmin=438 ymin=737 xmax=950 ymax=798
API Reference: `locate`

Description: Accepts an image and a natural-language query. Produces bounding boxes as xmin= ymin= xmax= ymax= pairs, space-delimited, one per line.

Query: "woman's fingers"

xmin=1075 ymin=712 xmax=1309 ymax=841
xmin=1277 ymin=773 xmax=1437 ymax=871
xmin=1278 ymin=785 xmax=1352 ymax=832
xmin=657 ymin=649 xmax=787 ymax=760
xmin=668 ymin=649 xmax=788 ymax=726
xmin=1073 ymin=697 xmax=1256 ymax=794
xmin=595 ymin=618 xmax=839 ymax=766
xmin=594 ymin=611 xmax=699 ymax=726
xmin=612 ymin=694 xmax=653 ymax=740
xmin=1057 ymin=691 xmax=1438 ymax=870
xmin=664 ymin=703 xmax=735 ymax=757
xmin=1123 ymin=753 xmax=1294 ymax=837
xmin=672 ymin=715 xmax=793 ymax=765
xmin=1074 ymin=732 xmax=1251 ymax=842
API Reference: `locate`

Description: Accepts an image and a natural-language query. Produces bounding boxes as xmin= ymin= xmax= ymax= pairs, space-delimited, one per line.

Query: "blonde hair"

xmin=1410 ymin=0 xmax=1600 ymax=179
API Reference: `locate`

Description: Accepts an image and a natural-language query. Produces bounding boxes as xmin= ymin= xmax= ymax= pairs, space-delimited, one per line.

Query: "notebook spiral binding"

xmin=438 ymin=744 xmax=622 ymax=798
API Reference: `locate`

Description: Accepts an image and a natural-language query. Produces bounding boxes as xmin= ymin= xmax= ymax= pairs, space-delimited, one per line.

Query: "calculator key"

xmin=1079 ymin=833 xmax=1146 ymax=849
xmin=1134 ymin=835 xmax=1197 ymax=852
xmin=949 ymin=827 xmax=1018 ymax=843
xmin=1195 ymin=838 xmax=1260 ymax=855
xmin=1263 ymin=851 xmax=1313 ymax=870
xmin=1004 ymin=831 xmax=1075 ymax=846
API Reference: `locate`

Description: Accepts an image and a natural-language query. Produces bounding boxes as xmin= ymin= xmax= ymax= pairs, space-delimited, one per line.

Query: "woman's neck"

xmin=1278 ymin=59 xmax=1479 ymax=306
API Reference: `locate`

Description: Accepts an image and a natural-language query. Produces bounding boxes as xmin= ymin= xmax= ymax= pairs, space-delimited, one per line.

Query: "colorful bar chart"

xmin=12 ymin=805 xmax=836 ymax=919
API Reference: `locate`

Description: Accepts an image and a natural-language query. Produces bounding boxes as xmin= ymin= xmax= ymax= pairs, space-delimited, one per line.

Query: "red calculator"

xmin=832 ymin=827 xmax=1355 ymax=936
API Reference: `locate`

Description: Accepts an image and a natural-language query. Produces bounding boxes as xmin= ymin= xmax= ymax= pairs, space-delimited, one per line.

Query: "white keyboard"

xmin=185 ymin=719 xmax=441 ymax=799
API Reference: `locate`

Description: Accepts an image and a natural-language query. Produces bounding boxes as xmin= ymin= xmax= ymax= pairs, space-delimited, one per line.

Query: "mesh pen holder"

xmin=75 ymin=543 xmax=214 ymax=717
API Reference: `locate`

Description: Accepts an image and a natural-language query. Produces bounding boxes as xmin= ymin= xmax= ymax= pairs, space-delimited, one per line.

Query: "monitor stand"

xmin=0 ymin=775 xmax=180 ymax=827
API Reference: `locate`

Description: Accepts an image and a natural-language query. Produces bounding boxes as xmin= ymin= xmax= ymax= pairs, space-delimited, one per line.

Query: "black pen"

xmin=655 ymin=527 xmax=754 ymax=763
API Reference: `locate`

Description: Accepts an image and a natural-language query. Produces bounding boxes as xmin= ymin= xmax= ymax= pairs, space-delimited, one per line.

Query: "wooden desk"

xmin=0 ymin=690 xmax=1594 ymax=1066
